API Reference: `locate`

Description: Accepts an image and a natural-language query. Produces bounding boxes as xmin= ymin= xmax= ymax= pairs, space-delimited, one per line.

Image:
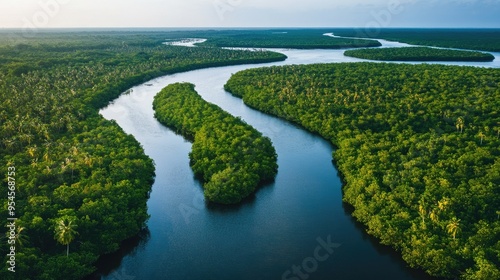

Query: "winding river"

xmin=96 ymin=38 xmax=499 ymax=280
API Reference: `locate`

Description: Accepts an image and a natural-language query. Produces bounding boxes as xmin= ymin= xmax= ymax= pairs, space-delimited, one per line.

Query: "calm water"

xmin=97 ymin=40 xmax=498 ymax=280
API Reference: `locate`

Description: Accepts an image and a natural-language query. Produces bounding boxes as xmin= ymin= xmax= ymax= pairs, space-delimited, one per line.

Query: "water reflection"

xmin=85 ymin=228 xmax=151 ymax=280
xmin=95 ymin=36 xmax=496 ymax=279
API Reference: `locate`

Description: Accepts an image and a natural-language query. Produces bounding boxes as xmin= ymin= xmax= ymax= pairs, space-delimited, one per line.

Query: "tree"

xmin=14 ymin=226 xmax=29 ymax=248
xmin=446 ymin=218 xmax=460 ymax=240
xmin=438 ymin=197 xmax=450 ymax=212
xmin=478 ymin=131 xmax=485 ymax=145
xmin=430 ymin=209 xmax=439 ymax=223
xmin=27 ymin=146 xmax=37 ymax=158
xmin=54 ymin=218 xmax=78 ymax=257
xmin=456 ymin=117 xmax=464 ymax=133
xmin=418 ymin=203 xmax=427 ymax=224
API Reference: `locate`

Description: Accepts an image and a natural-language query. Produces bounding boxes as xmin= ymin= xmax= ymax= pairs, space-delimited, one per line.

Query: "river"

xmin=97 ymin=38 xmax=498 ymax=280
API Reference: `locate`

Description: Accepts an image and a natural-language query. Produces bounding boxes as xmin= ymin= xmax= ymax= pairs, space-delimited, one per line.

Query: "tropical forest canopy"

xmin=1 ymin=28 xmax=499 ymax=280
xmin=195 ymin=29 xmax=382 ymax=49
xmin=333 ymin=28 xmax=500 ymax=52
xmin=344 ymin=47 xmax=495 ymax=62
xmin=225 ymin=62 xmax=500 ymax=279
xmin=0 ymin=31 xmax=286 ymax=280
xmin=153 ymin=83 xmax=278 ymax=204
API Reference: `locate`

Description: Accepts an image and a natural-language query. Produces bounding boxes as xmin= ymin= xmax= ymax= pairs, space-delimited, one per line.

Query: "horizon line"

xmin=1 ymin=26 xmax=500 ymax=31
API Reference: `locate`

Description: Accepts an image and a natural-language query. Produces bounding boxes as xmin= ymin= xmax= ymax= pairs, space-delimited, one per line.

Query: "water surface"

xmin=98 ymin=39 xmax=497 ymax=280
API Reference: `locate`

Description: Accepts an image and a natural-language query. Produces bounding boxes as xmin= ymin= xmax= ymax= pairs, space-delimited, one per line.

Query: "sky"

xmin=0 ymin=0 xmax=499 ymax=29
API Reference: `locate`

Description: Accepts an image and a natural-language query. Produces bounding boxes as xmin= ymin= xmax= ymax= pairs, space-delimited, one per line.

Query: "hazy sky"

xmin=1 ymin=0 xmax=499 ymax=28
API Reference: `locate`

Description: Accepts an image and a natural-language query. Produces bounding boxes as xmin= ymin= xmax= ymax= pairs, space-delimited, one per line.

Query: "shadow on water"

xmin=204 ymin=179 xmax=275 ymax=213
xmin=341 ymin=201 xmax=440 ymax=280
xmin=84 ymin=228 xmax=151 ymax=280
xmin=205 ymin=195 xmax=257 ymax=213
xmin=331 ymin=157 xmax=437 ymax=280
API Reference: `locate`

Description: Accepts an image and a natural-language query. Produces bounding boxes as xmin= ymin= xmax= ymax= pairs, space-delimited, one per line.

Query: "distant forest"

xmin=333 ymin=28 xmax=500 ymax=52
xmin=344 ymin=47 xmax=495 ymax=62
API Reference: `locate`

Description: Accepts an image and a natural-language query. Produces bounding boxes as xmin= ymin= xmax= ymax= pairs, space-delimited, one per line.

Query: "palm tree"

xmin=83 ymin=154 xmax=93 ymax=167
xmin=438 ymin=198 xmax=450 ymax=212
xmin=54 ymin=218 xmax=78 ymax=257
xmin=455 ymin=117 xmax=464 ymax=133
xmin=27 ymin=146 xmax=37 ymax=158
xmin=418 ymin=204 xmax=426 ymax=224
xmin=446 ymin=218 xmax=460 ymax=240
xmin=478 ymin=131 xmax=485 ymax=145
xmin=14 ymin=226 xmax=28 ymax=248
xmin=429 ymin=209 xmax=439 ymax=223
xmin=2 ymin=226 xmax=28 ymax=248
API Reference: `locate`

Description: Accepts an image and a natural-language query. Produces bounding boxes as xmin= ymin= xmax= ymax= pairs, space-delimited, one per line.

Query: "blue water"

xmin=98 ymin=40 xmax=498 ymax=280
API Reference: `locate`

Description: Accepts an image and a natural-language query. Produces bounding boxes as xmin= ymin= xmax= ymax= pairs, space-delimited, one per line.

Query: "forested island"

xmin=153 ymin=83 xmax=278 ymax=204
xmin=344 ymin=47 xmax=495 ymax=62
xmin=225 ymin=63 xmax=500 ymax=279
xmin=333 ymin=28 xmax=500 ymax=52
xmin=0 ymin=31 xmax=286 ymax=280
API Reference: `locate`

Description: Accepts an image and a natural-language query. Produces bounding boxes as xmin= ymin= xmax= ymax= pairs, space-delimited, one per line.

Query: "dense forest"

xmin=0 ymin=31 xmax=286 ymax=280
xmin=197 ymin=29 xmax=381 ymax=49
xmin=333 ymin=28 xmax=500 ymax=52
xmin=344 ymin=47 xmax=495 ymax=62
xmin=225 ymin=63 xmax=500 ymax=279
xmin=98 ymin=29 xmax=384 ymax=49
xmin=153 ymin=83 xmax=278 ymax=204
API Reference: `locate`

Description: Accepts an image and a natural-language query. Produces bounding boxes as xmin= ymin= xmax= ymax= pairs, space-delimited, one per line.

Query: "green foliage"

xmin=344 ymin=47 xmax=494 ymax=62
xmin=0 ymin=32 xmax=286 ymax=279
xmin=196 ymin=29 xmax=381 ymax=49
xmin=225 ymin=63 xmax=500 ymax=279
xmin=54 ymin=216 xmax=78 ymax=256
xmin=153 ymin=83 xmax=278 ymax=204
xmin=39 ymin=255 xmax=95 ymax=280
xmin=333 ymin=28 xmax=500 ymax=52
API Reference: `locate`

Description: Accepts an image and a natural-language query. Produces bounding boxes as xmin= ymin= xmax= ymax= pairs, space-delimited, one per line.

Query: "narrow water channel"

xmin=97 ymin=39 xmax=498 ymax=280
